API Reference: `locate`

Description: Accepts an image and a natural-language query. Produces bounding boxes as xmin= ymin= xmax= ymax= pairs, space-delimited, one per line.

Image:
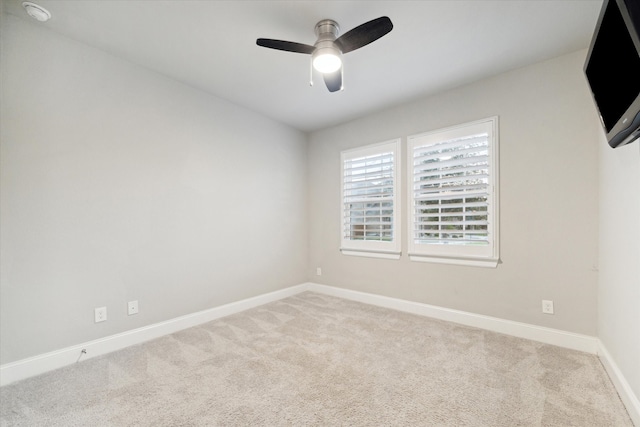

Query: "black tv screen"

xmin=584 ymin=0 xmax=640 ymax=148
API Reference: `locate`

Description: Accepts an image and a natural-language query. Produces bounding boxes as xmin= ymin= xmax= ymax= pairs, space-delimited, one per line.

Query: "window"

xmin=407 ymin=117 xmax=499 ymax=267
xmin=341 ymin=139 xmax=401 ymax=259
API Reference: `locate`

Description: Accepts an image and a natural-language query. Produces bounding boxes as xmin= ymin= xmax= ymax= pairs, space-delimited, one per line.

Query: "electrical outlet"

xmin=94 ymin=306 xmax=107 ymax=323
xmin=316 ymin=267 xmax=322 ymax=276
xmin=128 ymin=300 xmax=139 ymax=315
xmin=542 ymin=300 xmax=554 ymax=314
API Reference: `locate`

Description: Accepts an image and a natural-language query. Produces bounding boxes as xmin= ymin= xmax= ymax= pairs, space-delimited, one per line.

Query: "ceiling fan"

xmin=256 ymin=16 xmax=393 ymax=92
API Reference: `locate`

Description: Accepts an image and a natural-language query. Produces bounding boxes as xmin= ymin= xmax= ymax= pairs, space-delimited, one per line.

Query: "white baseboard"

xmin=0 ymin=282 xmax=599 ymax=386
xmin=306 ymin=283 xmax=599 ymax=354
xmin=0 ymin=284 xmax=307 ymax=387
xmin=306 ymin=284 xmax=640 ymax=424
xmin=0 ymin=281 xmax=623 ymax=411
xmin=597 ymin=340 xmax=640 ymax=426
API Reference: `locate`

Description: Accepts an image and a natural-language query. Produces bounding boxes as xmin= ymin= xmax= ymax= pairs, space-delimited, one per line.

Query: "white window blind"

xmin=341 ymin=139 xmax=401 ymax=259
xmin=408 ymin=117 xmax=499 ymax=267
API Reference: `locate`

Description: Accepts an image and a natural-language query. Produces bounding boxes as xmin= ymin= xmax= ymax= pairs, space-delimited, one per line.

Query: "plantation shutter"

xmin=341 ymin=140 xmax=401 ymax=258
xmin=412 ymin=134 xmax=490 ymax=244
xmin=408 ymin=118 xmax=499 ymax=266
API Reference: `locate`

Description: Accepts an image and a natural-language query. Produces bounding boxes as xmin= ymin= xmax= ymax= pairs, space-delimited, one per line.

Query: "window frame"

xmin=407 ymin=117 xmax=500 ymax=268
xmin=340 ymin=139 xmax=401 ymax=260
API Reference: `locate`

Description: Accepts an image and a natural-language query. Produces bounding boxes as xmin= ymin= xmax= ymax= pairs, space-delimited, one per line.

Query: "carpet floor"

xmin=0 ymin=292 xmax=633 ymax=426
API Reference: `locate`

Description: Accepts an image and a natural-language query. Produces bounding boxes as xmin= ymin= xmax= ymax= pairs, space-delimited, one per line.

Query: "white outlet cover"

xmin=94 ymin=307 xmax=107 ymax=323
xmin=542 ymin=300 xmax=554 ymax=314
xmin=128 ymin=300 xmax=139 ymax=315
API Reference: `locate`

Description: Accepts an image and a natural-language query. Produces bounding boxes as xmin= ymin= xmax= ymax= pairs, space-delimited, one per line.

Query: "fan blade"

xmin=256 ymin=38 xmax=316 ymax=54
xmin=335 ymin=16 xmax=393 ymax=54
xmin=323 ymin=69 xmax=342 ymax=92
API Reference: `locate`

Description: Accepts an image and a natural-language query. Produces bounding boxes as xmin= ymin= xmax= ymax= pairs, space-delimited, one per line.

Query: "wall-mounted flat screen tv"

xmin=584 ymin=0 xmax=640 ymax=148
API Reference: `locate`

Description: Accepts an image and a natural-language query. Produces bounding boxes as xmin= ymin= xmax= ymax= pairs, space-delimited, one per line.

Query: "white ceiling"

xmin=3 ymin=0 xmax=603 ymax=132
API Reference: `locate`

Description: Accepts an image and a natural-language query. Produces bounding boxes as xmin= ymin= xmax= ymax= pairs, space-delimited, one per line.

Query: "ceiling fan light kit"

xmin=312 ymin=45 xmax=342 ymax=74
xmin=257 ymin=16 xmax=393 ymax=92
xmin=312 ymin=50 xmax=342 ymax=74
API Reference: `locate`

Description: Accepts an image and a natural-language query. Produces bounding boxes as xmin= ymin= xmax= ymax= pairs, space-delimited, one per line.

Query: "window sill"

xmin=341 ymin=249 xmax=401 ymax=260
xmin=409 ymin=254 xmax=499 ymax=268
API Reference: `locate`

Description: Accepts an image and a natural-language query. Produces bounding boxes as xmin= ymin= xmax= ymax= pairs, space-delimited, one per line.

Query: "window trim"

xmin=340 ymin=139 xmax=401 ymax=260
xmin=407 ymin=117 xmax=500 ymax=268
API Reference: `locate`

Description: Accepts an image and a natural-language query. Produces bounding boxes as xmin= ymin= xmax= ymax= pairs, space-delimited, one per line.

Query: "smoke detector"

xmin=22 ymin=2 xmax=51 ymax=22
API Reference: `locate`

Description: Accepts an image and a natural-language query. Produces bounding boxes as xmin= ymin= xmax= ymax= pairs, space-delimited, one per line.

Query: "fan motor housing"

xmin=314 ymin=19 xmax=340 ymax=41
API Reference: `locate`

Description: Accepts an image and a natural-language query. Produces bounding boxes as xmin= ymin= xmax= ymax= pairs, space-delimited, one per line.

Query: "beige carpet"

xmin=0 ymin=292 xmax=633 ymax=426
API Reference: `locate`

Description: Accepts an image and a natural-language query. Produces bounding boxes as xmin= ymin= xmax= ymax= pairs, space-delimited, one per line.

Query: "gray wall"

xmin=308 ymin=50 xmax=600 ymax=336
xmin=598 ymin=138 xmax=640 ymax=401
xmin=0 ymin=15 xmax=308 ymax=364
